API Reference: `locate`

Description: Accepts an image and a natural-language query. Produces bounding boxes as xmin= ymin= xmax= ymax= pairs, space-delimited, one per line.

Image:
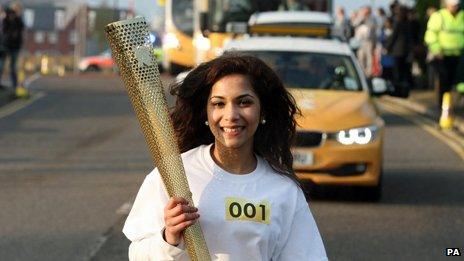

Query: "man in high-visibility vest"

xmin=424 ymin=0 xmax=464 ymax=108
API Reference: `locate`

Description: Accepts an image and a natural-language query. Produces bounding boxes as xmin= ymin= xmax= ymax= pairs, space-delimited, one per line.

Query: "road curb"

xmin=0 ymin=89 xmax=15 ymax=107
xmin=0 ymin=73 xmax=42 ymax=109
xmin=381 ymin=96 xmax=464 ymax=135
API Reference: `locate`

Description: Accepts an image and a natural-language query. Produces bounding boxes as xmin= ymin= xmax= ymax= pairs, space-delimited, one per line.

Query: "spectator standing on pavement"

xmin=425 ymin=6 xmax=439 ymax=90
xmin=376 ymin=8 xmax=388 ymax=38
xmin=386 ymin=5 xmax=412 ymax=98
xmin=353 ymin=6 xmax=377 ymax=78
xmin=409 ymin=8 xmax=425 ymax=86
xmin=0 ymin=5 xmax=7 ymax=90
xmin=371 ymin=8 xmax=388 ymax=77
xmin=334 ymin=7 xmax=351 ymax=41
xmin=122 ymin=54 xmax=327 ymax=260
xmin=349 ymin=9 xmax=359 ymax=38
xmin=425 ymin=0 xmax=464 ymax=108
xmin=278 ymin=0 xmax=308 ymax=11
xmin=380 ymin=17 xmax=394 ymax=81
xmin=389 ymin=1 xmax=400 ymax=21
xmin=0 ymin=1 xmax=24 ymax=93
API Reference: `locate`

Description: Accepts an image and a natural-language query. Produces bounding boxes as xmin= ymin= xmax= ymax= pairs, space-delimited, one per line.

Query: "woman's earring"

xmin=205 ymin=121 xmax=209 ymax=126
xmin=261 ymin=119 xmax=266 ymax=124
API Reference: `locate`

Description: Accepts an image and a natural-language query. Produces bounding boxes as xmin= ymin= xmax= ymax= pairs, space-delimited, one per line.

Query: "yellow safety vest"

xmin=425 ymin=9 xmax=464 ymax=56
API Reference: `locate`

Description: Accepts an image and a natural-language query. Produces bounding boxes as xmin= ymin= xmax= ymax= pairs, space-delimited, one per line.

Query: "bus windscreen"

xmin=209 ymin=0 xmax=330 ymax=32
xmin=173 ymin=0 xmax=194 ymax=36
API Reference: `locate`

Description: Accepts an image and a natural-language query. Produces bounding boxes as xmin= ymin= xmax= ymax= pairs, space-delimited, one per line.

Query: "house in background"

xmin=23 ymin=3 xmax=72 ymax=55
xmin=21 ymin=2 xmax=132 ymax=71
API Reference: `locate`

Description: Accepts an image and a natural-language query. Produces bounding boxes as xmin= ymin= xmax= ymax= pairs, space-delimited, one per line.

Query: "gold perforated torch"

xmin=105 ymin=17 xmax=211 ymax=260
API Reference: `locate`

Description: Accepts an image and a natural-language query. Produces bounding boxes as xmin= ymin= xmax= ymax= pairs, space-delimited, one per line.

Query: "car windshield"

xmin=240 ymin=51 xmax=362 ymax=91
xmin=101 ymin=50 xmax=111 ymax=57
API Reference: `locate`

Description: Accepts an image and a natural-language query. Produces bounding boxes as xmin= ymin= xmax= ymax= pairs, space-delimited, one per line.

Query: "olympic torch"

xmin=105 ymin=17 xmax=211 ymax=260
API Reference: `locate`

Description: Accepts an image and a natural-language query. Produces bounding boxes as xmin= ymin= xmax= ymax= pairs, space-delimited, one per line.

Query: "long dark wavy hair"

xmin=170 ymin=53 xmax=302 ymax=187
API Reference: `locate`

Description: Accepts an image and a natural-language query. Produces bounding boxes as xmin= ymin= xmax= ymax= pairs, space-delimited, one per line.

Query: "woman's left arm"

xmin=275 ymin=201 xmax=328 ymax=261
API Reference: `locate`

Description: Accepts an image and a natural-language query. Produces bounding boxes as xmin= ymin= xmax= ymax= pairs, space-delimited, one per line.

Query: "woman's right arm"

xmin=123 ymin=170 xmax=198 ymax=260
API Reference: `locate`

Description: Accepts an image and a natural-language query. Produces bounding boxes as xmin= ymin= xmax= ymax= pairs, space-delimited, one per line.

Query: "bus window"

xmin=210 ymin=0 xmax=280 ymax=32
xmin=173 ymin=0 xmax=194 ymax=36
xmin=209 ymin=0 xmax=329 ymax=32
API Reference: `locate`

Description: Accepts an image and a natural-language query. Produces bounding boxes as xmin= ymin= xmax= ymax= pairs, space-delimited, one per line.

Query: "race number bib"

xmin=225 ymin=197 xmax=270 ymax=224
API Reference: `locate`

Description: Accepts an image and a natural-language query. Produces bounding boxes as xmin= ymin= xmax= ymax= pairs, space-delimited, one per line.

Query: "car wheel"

xmin=357 ymin=170 xmax=383 ymax=202
xmin=169 ymin=62 xmax=185 ymax=75
xmin=86 ymin=65 xmax=100 ymax=72
xmin=157 ymin=63 xmax=164 ymax=73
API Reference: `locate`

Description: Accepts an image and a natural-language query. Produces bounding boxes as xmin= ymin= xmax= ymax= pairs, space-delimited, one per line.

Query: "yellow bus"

xmin=194 ymin=0 xmax=333 ymax=64
xmin=163 ymin=0 xmax=195 ymax=74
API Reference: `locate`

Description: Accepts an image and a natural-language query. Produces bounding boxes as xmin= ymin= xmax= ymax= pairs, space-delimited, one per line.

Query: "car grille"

xmin=295 ymin=131 xmax=325 ymax=147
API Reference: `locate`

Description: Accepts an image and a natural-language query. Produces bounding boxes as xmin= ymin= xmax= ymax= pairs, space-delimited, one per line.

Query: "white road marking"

xmin=116 ymin=201 xmax=133 ymax=215
xmin=0 ymin=73 xmax=44 ymax=120
xmin=379 ymin=100 xmax=464 ymax=161
xmin=83 ymin=202 xmax=133 ymax=260
xmin=24 ymin=72 xmax=42 ymax=89
xmin=0 ymin=92 xmax=46 ymax=120
xmin=83 ymin=235 xmax=110 ymax=261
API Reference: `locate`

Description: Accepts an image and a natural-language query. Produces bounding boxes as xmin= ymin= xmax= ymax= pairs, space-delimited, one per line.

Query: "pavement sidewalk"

xmin=0 ymin=86 xmax=16 ymax=107
xmin=0 ymin=72 xmax=42 ymax=107
xmin=381 ymin=89 xmax=464 ymax=134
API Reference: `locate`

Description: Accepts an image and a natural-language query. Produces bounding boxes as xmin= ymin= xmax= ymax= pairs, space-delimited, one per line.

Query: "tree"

xmin=415 ymin=0 xmax=440 ymax=23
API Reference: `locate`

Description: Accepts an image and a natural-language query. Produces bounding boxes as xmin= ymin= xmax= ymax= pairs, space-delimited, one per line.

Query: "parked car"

xmin=78 ymin=43 xmax=163 ymax=73
xmin=78 ymin=50 xmax=115 ymax=72
xmin=224 ymin=36 xmax=387 ymax=200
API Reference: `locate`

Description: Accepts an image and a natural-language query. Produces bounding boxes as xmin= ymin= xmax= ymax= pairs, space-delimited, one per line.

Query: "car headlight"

xmin=194 ymin=34 xmax=211 ymax=51
xmin=78 ymin=60 xmax=89 ymax=71
xmin=333 ymin=125 xmax=379 ymax=145
xmin=163 ymin=33 xmax=180 ymax=49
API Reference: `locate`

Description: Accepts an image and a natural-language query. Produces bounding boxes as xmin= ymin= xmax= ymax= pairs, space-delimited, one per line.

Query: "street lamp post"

xmin=74 ymin=4 xmax=87 ymax=74
xmin=113 ymin=0 xmax=119 ymax=21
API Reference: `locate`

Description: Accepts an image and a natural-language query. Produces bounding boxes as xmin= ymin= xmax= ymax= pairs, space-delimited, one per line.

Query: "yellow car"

xmin=224 ymin=37 xmax=387 ymax=200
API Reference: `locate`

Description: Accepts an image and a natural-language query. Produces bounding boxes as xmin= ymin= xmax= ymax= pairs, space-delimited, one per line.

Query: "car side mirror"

xmin=348 ymin=37 xmax=360 ymax=51
xmin=225 ymin=22 xmax=248 ymax=34
xmin=371 ymin=77 xmax=389 ymax=96
xmin=334 ymin=66 xmax=346 ymax=77
xmin=175 ymin=70 xmax=191 ymax=84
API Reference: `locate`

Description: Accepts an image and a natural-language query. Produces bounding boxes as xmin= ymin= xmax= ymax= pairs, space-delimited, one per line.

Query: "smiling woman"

xmin=122 ymin=53 xmax=328 ymax=260
xmin=206 ymin=74 xmax=262 ymax=174
xmin=170 ymin=54 xmax=303 ymax=180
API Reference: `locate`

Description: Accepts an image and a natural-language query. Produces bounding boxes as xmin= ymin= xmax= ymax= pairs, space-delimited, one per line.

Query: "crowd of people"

xmin=334 ymin=2 xmax=421 ymax=98
xmin=334 ymin=0 xmax=464 ymax=105
xmin=0 ymin=1 xmax=24 ymax=94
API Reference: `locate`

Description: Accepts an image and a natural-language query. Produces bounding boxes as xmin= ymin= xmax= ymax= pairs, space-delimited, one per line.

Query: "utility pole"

xmin=129 ymin=0 xmax=135 ymax=16
xmin=113 ymin=0 xmax=118 ymax=21
xmin=73 ymin=4 xmax=87 ymax=74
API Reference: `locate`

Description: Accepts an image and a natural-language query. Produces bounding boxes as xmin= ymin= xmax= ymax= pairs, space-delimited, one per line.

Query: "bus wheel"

xmin=169 ymin=63 xmax=185 ymax=75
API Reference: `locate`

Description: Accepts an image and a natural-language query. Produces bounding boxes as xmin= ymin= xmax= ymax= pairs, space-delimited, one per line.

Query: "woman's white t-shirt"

xmin=123 ymin=144 xmax=327 ymax=261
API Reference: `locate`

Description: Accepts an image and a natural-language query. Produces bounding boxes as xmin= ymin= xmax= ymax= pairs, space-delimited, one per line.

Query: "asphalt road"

xmin=0 ymin=74 xmax=463 ymax=261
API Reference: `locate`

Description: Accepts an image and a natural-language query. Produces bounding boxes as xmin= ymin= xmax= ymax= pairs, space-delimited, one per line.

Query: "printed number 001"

xmin=229 ymin=202 xmax=266 ymax=220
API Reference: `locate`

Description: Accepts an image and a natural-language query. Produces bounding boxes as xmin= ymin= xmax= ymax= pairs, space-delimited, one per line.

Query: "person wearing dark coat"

xmin=0 ymin=5 xmax=6 ymax=90
xmin=0 ymin=2 xmax=24 ymax=91
xmin=386 ymin=5 xmax=412 ymax=98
